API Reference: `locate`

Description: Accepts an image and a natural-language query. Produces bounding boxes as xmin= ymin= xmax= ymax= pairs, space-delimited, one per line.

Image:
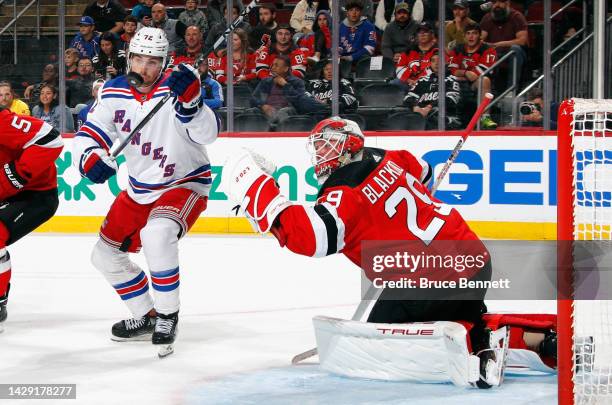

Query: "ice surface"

xmin=0 ymin=234 xmax=557 ymax=404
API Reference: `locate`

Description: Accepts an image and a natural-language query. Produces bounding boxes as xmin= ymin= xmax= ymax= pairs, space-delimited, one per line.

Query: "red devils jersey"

xmin=254 ymin=45 xmax=307 ymax=79
xmin=207 ymin=51 xmax=257 ymax=85
xmin=396 ymin=44 xmax=439 ymax=82
xmin=272 ymin=148 xmax=486 ymax=276
xmin=448 ymin=43 xmax=497 ymax=77
xmin=0 ymin=110 xmax=63 ymax=199
xmin=167 ymin=46 xmax=204 ymax=69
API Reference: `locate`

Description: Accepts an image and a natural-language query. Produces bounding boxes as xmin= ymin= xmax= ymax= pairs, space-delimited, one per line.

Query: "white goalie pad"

xmin=312 ymin=316 xmax=482 ymax=386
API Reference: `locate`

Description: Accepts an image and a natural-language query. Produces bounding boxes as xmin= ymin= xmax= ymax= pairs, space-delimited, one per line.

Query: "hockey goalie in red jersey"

xmin=223 ymin=117 xmax=558 ymax=387
xmin=0 ymin=109 xmax=64 ymax=331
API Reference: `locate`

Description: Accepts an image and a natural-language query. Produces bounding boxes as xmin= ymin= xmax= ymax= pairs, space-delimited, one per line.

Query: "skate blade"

xmin=157 ymin=344 xmax=174 ymax=358
xmin=111 ymin=334 xmax=153 ymax=342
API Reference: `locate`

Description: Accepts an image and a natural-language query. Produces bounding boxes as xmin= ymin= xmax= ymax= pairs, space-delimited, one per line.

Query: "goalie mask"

xmin=307 ymin=117 xmax=365 ymax=180
xmin=127 ymin=27 xmax=169 ymax=79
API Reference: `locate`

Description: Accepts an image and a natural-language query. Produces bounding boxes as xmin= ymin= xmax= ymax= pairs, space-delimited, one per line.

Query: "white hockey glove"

xmin=166 ymin=63 xmax=203 ymax=123
xmin=222 ymin=148 xmax=291 ymax=233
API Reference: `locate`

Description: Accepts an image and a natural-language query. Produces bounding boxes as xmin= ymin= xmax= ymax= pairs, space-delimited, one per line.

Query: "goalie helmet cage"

xmin=557 ymin=98 xmax=612 ymax=405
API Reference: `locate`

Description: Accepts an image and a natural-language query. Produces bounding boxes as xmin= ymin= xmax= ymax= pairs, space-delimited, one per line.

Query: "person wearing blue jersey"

xmin=339 ymin=0 xmax=377 ymax=63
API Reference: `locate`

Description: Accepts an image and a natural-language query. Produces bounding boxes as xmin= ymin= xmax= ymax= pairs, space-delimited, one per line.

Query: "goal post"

xmin=557 ymin=98 xmax=612 ymax=405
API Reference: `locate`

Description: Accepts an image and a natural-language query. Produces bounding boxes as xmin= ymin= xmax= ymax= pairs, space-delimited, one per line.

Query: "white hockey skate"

xmin=474 ymin=327 xmax=510 ymax=389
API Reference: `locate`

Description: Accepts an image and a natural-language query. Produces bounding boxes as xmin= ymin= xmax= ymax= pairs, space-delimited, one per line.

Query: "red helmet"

xmin=307 ymin=117 xmax=365 ymax=179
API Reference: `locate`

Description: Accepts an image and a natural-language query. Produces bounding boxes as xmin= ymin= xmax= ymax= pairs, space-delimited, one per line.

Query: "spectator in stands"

xmin=249 ymin=4 xmax=278 ymax=50
xmin=179 ymin=0 xmax=209 ymax=40
xmin=403 ymin=53 xmax=462 ymax=130
xmin=168 ymin=26 xmax=204 ymax=69
xmin=448 ymin=23 xmax=497 ymax=129
xmin=375 ymin=0 xmax=414 ymax=32
xmin=76 ymin=79 xmax=105 ymax=129
xmin=520 ymin=87 xmax=558 ymax=130
xmin=83 ymin=0 xmax=127 ymax=34
xmin=152 ymin=3 xmax=187 ymax=52
xmin=209 ymin=28 xmax=257 ymax=86
xmin=306 ymin=60 xmax=358 ymax=113
xmin=24 ymin=64 xmax=58 ymax=105
xmin=381 ymin=2 xmax=418 ymax=62
xmin=197 ymin=60 xmax=223 ymax=110
xmin=66 ymin=58 xmax=95 ymax=107
xmin=480 ymin=0 xmax=527 ymax=83
xmin=204 ymin=0 xmax=222 ymax=28
xmin=445 ymin=0 xmax=476 ymax=49
xmin=0 ymin=81 xmax=30 ymax=116
xmin=290 ymin=0 xmax=330 ymax=42
xmin=299 ymin=10 xmax=332 ymax=64
xmin=69 ymin=16 xmax=101 ymax=59
xmin=340 ymin=0 xmax=373 ymax=21
xmin=120 ymin=15 xmax=138 ymax=48
xmin=392 ymin=21 xmax=437 ymax=89
xmin=205 ymin=3 xmax=250 ymax=50
xmin=131 ymin=0 xmax=155 ymax=25
xmin=250 ymin=55 xmax=309 ymax=126
xmin=31 ymin=84 xmax=74 ymax=132
xmin=65 ymin=48 xmax=81 ymax=80
xmin=339 ymin=0 xmax=376 ymax=63
xmin=255 ymin=25 xmax=307 ymax=80
xmin=93 ymin=32 xmax=127 ymax=80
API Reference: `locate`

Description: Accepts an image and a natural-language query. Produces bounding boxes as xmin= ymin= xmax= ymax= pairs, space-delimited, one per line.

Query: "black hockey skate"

xmin=0 ymin=283 xmax=10 ymax=325
xmin=153 ymin=311 xmax=178 ymax=358
xmin=111 ymin=314 xmax=156 ymax=342
xmin=474 ymin=327 xmax=510 ymax=389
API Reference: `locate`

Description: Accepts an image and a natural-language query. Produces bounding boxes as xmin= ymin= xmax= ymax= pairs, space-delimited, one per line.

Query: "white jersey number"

xmin=11 ymin=116 xmax=31 ymax=133
xmin=384 ymin=173 xmax=451 ymax=244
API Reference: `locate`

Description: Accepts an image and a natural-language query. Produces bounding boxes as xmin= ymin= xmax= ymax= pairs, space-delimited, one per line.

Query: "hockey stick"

xmin=110 ymin=75 xmax=173 ymax=160
xmin=291 ymin=93 xmax=495 ymax=365
xmin=430 ymin=92 xmax=493 ymax=195
xmin=193 ymin=0 xmax=260 ymax=68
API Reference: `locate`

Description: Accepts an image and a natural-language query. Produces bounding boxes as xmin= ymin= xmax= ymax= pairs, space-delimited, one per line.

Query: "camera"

xmin=520 ymin=102 xmax=540 ymax=115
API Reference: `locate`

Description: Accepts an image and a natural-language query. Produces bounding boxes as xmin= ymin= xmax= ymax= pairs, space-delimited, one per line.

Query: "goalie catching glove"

xmin=223 ymin=148 xmax=292 ymax=233
xmin=166 ymin=63 xmax=203 ymax=123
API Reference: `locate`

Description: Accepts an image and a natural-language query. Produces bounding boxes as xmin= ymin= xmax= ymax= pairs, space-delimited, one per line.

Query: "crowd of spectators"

xmin=2 ymin=0 xmax=585 ymax=132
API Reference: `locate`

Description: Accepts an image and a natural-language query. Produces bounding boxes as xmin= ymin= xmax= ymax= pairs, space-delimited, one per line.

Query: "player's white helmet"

xmin=307 ymin=117 xmax=365 ymax=179
xmin=127 ymin=27 xmax=169 ymax=73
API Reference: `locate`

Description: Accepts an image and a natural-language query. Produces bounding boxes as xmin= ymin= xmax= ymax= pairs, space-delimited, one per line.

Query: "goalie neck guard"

xmin=307 ymin=117 xmax=365 ymax=180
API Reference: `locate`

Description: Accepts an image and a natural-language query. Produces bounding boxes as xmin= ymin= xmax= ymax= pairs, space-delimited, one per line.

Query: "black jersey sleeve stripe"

xmin=34 ymin=128 xmax=60 ymax=146
xmin=421 ymin=162 xmax=433 ymax=186
xmin=314 ymin=204 xmax=338 ymax=255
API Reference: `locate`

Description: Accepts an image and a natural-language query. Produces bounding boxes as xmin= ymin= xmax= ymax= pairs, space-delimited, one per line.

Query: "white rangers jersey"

xmin=73 ymin=74 xmax=219 ymax=204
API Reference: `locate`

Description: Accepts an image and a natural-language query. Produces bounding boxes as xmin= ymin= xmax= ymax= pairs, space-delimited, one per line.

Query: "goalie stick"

xmin=291 ymin=92 xmax=495 ymax=365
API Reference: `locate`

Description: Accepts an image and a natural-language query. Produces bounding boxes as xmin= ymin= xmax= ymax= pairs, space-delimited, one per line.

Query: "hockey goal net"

xmin=558 ymin=98 xmax=612 ymax=405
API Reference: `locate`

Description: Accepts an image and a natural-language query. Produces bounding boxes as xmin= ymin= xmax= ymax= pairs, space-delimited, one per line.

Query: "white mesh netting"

xmin=570 ymin=98 xmax=612 ymax=404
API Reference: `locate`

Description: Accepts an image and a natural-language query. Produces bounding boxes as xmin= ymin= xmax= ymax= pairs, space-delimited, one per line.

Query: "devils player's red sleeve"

xmin=0 ymin=114 xmax=63 ymax=198
xmin=468 ymin=46 xmax=497 ymax=77
xmin=271 ymin=186 xmax=361 ymax=258
xmin=392 ymin=150 xmax=433 ymax=186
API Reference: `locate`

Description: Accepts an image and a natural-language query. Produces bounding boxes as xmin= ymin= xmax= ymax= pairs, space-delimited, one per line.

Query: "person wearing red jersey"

xmin=167 ymin=25 xmax=204 ymax=69
xmin=448 ymin=23 xmax=497 ymax=129
xmin=223 ymin=117 xmax=558 ymax=387
xmin=0 ymin=109 xmax=63 ymax=330
xmin=207 ymin=28 xmax=257 ymax=86
xmin=393 ymin=21 xmax=438 ymax=90
xmin=255 ymin=24 xmax=307 ymax=80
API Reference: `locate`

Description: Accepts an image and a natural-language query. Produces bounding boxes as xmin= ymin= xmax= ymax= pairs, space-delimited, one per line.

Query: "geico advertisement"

xmin=56 ymin=135 xmax=557 ymax=223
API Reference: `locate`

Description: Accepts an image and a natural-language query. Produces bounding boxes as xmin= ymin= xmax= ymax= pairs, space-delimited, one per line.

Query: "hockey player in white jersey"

xmin=73 ymin=27 xmax=218 ymax=355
